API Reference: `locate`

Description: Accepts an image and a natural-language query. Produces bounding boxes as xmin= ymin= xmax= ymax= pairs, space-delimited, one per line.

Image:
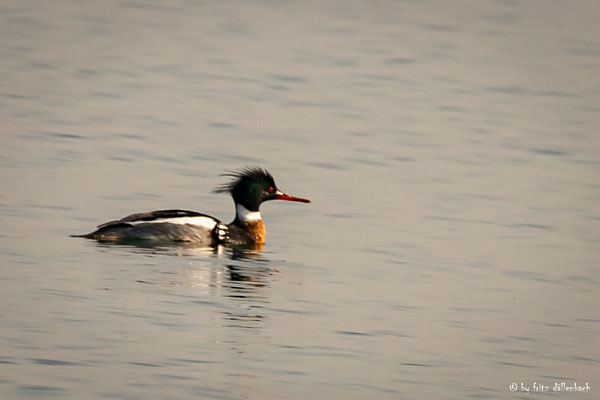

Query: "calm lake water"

xmin=1 ymin=1 xmax=599 ymax=399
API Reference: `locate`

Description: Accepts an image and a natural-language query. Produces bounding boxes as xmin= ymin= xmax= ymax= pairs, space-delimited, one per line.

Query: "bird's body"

xmin=75 ymin=168 xmax=310 ymax=248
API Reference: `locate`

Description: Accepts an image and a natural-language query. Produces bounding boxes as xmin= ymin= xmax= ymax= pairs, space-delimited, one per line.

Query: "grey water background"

xmin=1 ymin=0 xmax=599 ymax=399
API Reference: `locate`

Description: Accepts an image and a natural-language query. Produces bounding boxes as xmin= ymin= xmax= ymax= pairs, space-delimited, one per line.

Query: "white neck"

xmin=236 ymin=204 xmax=262 ymax=222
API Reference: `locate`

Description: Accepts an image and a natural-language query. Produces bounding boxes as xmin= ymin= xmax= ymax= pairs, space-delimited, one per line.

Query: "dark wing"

xmin=97 ymin=209 xmax=215 ymax=228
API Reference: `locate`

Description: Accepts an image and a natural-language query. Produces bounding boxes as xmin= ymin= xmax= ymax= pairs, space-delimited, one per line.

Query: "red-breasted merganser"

xmin=75 ymin=167 xmax=310 ymax=247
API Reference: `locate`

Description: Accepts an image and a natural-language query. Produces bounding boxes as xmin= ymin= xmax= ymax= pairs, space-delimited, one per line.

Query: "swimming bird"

xmin=75 ymin=167 xmax=310 ymax=247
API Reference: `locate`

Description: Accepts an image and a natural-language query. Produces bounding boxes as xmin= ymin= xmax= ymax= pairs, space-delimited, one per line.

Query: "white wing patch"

xmin=129 ymin=216 xmax=218 ymax=230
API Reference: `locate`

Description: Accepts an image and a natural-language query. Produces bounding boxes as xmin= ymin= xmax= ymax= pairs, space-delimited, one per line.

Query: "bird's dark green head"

xmin=214 ymin=167 xmax=310 ymax=211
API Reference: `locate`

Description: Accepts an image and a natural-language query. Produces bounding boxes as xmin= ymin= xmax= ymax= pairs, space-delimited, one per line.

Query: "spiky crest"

xmin=213 ymin=167 xmax=275 ymax=195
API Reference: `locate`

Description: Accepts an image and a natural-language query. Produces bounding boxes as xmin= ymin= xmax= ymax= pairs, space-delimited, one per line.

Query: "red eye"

xmin=267 ymin=187 xmax=274 ymax=193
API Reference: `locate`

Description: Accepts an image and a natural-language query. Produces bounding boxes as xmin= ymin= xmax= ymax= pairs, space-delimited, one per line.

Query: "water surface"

xmin=1 ymin=1 xmax=599 ymax=399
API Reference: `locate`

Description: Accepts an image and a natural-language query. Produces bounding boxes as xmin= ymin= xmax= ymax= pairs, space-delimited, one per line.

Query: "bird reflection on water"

xmin=221 ymin=247 xmax=273 ymax=330
xmin=91 ymin=240 xmax=276 ymax=330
